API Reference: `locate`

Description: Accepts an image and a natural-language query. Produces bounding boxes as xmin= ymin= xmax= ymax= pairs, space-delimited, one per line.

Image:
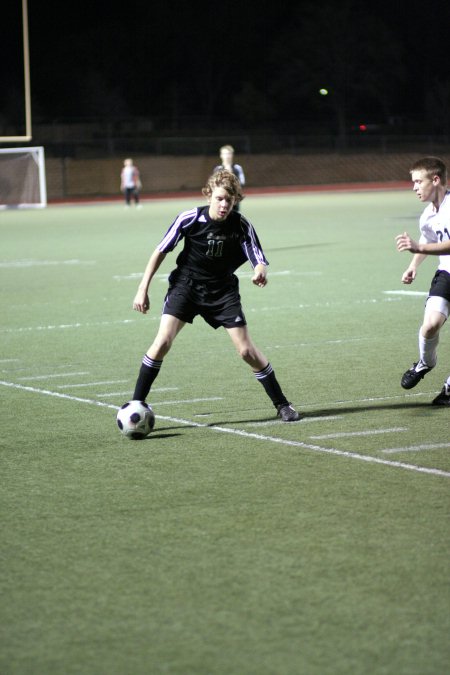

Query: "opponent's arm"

xmin=395 ymin=232 xmax=428 ymax=284
xmin=133 ymin=249 xmax=167 ymax=313
xmin=396 ymin=231 xmax=450 ymax=255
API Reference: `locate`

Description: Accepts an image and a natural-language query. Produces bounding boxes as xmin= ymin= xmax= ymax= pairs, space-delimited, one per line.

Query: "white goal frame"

xmin=0 ymin=146 xmax=47 ymax=209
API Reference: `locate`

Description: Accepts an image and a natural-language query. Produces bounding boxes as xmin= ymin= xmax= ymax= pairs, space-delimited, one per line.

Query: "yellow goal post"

xmin=0 ymin=0 xmax=32 ymax=142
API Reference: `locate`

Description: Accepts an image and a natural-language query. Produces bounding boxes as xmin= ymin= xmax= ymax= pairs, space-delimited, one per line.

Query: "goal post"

xmin=0 ymin=0 xmax=32 ymax=142
xmin=0 ymin=147 xmax=47 ymax=209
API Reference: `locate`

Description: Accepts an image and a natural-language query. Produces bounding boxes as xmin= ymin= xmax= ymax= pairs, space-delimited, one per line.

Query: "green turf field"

xmin=1 ymin=191 xmax=449 ymax=675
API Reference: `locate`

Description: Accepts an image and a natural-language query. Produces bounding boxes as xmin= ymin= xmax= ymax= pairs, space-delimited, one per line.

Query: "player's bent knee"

xmin=235 ymin=344 xmax=253 ymax=360
xmin=422 ymin=315 xmax=446 ymax=336
xmin=150 ymin=334 xmax=174 ymax=357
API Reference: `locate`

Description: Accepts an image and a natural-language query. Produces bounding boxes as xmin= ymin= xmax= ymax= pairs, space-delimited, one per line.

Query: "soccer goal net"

xmin=0 ymin=146 xmax=47 ymax=209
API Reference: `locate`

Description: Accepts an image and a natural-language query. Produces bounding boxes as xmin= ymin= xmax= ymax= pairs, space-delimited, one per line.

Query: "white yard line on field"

xmin=0 ymin=319 xmax=142 ymax=333
xmin=57 ymin=379 xmax=130 ymax=389
xmin=300 ymin=390 xmax=437 ymax=408
xmin=1 ymin=379 xmax=449 ymax=479
xmin=243 ymin=415 xmax=343 ymax=427
xmin=150 ymin=397 xmax=224 ymax=406
xmin=0 ymin=259 xmax=96 ymax=268
xmin=2 ymin=296 xmax=404 ymax=335
xmin=383 ymin=290 xmax=428 ymax=296
xmin=18 ymin=371 xmax=90 ymax=381
xmin=97 ymin=386 xmax=179 ymax=398
xmin=310 ymin=427 xmax=407 ymax=440
xmin=382 ymin=443 xmax=450 ymax=454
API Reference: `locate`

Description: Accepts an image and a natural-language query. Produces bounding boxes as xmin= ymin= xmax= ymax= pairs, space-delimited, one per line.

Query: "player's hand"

xmin=252 ymin=264 xmax=268 ymax=287
xmin=396 ymin=232 xmax=420 ymax=253
xmin=133 ymin=290 xmax=150 ymax=313
xmin=401 ymin=268 xmax=416 ymax=284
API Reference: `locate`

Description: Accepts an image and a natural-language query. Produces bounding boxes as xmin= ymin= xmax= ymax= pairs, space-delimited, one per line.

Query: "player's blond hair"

xmin=410 ymin=157 xmax=447 ymax=184
xmin=219 ymin=144 xmax=234 ymax=154
xmin=202 ymin=170 xmax=244 ymax=203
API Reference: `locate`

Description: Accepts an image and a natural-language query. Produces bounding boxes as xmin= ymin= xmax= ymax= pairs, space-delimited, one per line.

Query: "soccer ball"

xmin=116 ymin=400 xmax=155 ymax=439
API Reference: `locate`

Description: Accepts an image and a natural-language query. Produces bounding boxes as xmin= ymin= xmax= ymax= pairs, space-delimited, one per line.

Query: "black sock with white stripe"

xmin=132 ymin=355 xmax=162 ymax=401
xmin=254 ymin=363 xmax=288 ymax=408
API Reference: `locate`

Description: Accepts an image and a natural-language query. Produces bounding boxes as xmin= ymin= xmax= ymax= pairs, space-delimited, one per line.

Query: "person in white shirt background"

xmin=120 ymin=158 xmax=142 ymax=207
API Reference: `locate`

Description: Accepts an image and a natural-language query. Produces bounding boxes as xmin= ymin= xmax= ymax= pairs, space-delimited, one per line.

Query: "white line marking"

xmin=302 ymin=391 xmax=433 ymax=407
xmin=382 ymin=443 xmax=450 ymax=454
xmin=310 ymin=427 xmax=407 ymax=440
xmin=383 ymin=290 xmax=428 ymax=296
xmin=239 ymin=270 xmax=322 ymax=278
xmin=1 ymin=298 xmax=403 ymax=335
xmin=96 ymin=386 xmax=179 ymax=398
xmin=149 ymin=387 xmax=180 ymax=392
xmin=0 ymin=319 xmax=142 ymax=333
xmin=18 ymin=371 xmax=90 ymax=381
xmin=1 ymin=379 xmax=449 ymax=478
xmin=0 ymin=358 xmax=20 ymax=363
xmin=0 ymin=259 xmax=95 ymax=268
xmin=113 ymin=271 xmax=169 ymax=281
xmin=150 ymin=397 xmax=223 ymax=406
xmin=57 ymin=379 xmax=129 ymax=389
xmin=244 ymin=415 xmax=343 ymax=428
xmin=0 ymin=380 xmax=118 ymax=410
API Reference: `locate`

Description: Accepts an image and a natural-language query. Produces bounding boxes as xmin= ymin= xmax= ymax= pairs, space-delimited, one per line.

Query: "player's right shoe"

xmin=277 ymin=403 xmax=302 ymax=422
xmin=431 ymin=384 xmax=450 ymax=406
xmin=401 ymin=360 xmax=433 ymax=389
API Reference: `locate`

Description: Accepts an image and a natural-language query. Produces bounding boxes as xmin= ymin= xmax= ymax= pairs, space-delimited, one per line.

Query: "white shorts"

xmin=425 ymin=295 xmax=450 ymax=319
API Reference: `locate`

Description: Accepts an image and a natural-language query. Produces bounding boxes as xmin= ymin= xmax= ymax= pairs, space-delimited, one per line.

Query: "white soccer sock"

xmin=418 ymin=330 xmax=439 ymax=368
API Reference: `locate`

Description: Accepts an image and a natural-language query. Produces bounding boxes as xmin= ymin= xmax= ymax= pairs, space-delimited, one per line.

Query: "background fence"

xmin=45 ymin=150 xmax=450 ymax=201
xmin=2 ymin=122 xmax=450 ymax=200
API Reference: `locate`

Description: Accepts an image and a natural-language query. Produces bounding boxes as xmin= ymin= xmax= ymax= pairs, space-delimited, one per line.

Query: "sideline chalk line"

xmin=1 ymin=379 xmax=449 ymax=479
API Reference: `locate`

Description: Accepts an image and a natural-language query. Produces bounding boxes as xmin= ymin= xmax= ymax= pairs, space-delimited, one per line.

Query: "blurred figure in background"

xmin=214 ymin=145 xmax=245 ymax=211
xmin=121 ymin=158 xmax=142 ymax=207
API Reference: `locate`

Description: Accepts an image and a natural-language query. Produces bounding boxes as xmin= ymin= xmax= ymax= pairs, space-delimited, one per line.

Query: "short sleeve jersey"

xmin=419 ymin=190 xmax=450 ymax=274
xmin=121 ymin=166 xmax=139 ymax=188
xmin=157 ymin=206 xmax=268 ymax=281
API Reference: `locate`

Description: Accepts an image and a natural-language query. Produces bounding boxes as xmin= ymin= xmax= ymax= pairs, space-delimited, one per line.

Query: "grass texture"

xmin=1 ymin=190 xmax=449 ymax=675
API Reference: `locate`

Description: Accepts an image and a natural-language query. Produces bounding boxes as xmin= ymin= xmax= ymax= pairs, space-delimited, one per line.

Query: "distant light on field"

xmin=319 ymin=88 xmax=328 ymax=96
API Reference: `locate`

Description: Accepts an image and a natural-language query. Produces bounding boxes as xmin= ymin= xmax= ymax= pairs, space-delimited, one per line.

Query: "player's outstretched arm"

xmin=133 ymin=249 xmax=167 ymax=314
xmin=252 ymin=263 xmax=268 ymax=287
xmin=395 ymin=232 xmax=429 ymax=284
xmin=396 ymin=231 xmax=450 ymax=255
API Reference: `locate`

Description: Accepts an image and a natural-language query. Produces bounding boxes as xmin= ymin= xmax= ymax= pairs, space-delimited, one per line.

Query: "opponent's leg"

xmin=401 ymin=301 xmax=447 ymax=390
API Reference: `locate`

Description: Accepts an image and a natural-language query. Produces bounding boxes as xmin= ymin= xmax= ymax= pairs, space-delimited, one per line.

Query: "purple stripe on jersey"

xmin=158 ymin=208 xmax=198 ymax=252
xmin=240 ymin=216 xmax=268 ymax=268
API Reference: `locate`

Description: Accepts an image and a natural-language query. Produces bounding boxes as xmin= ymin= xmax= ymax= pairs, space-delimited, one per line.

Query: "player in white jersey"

xmin=120 ymin=158 xmax=142 ymax=207
xmin=395 ymin=156 xmax=450 ymax=405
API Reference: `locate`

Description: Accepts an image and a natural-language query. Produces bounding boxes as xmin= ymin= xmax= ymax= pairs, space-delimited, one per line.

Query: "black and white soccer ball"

xmin=116 ymin=400 xmax=155 ymax=439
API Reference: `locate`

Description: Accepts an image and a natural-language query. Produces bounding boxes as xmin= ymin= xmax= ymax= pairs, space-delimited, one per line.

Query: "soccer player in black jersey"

xmin=131 ymin=170 xmax=301 ymax=422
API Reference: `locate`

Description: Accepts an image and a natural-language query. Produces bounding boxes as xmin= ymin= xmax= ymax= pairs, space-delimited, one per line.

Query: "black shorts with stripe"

xmin=162 ymin=271 xmax=247 ymax=329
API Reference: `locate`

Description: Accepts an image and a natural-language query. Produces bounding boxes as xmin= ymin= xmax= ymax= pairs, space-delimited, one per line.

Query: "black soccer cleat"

xmin=277 ymin=403 xmax=302 ymax=422
xmin=401 ymin=360 xmax=433 ymax=389
xmin=431 ymin=385 xmax=450 ymax=406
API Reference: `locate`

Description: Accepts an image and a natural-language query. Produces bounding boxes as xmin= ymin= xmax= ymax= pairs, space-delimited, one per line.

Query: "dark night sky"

xmin=2 ymin=0 xmax=450 ymax=133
